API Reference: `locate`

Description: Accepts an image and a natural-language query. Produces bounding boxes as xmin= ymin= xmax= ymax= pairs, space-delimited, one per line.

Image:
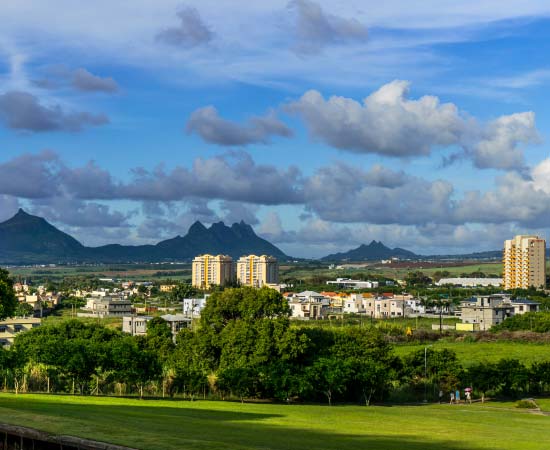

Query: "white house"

xmin=183 ymin=296 xmax=209 ymax=318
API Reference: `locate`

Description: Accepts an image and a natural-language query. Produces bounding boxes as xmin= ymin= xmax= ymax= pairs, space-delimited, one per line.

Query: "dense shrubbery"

xmin=2 ymin=286 xmax=550 ymax=404
xmin=492 ymin=312 xmax=550 ymax=333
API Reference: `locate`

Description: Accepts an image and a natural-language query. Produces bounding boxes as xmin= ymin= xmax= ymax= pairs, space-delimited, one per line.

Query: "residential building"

xmin=365 ymin=297 xmax=406 ymax=319
xmin=436 ymin=278 xmax=503 ymax=287
xmin=458 ymin=294 xmax=539 ymax=331
xmin=122 ymin=314 xmax=191 ymax=340
xmin=404 ymin=299 xmax=426 ymax=315
xmin=80 ymin=296 xmax=133 ymax=318
xmin=503 ymin=235 xmax=546 ymax=290
xmin=285 ymin=291 xmax=330 ymax=320
xmin=510 ymin=298 xmax=540 ymax=315
xmin=0 ymin=317 xmax=41 ymax=347
xmin=192 ymin=254 xmax=234 ymax=289
xmin=183 ymin=296 xmax=209 ymax=318
xmin=161 ymin=314 xmax=192 ymax=336
xmin=236 ymin=255 xmax=278 ymax=287
xmin=160 ymin=284 xmax=176 ymax=292
xmin=343 ymin=293 xmax=368 ymax=314
xmin=122 ymin=316 xmax=152 ymax=336
xmin=326 ymin=278 xmax=379 ymax=289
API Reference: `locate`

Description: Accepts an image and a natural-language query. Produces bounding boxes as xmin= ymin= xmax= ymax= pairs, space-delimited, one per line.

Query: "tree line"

xmin=1 ymin=285 xmax=549 ymax=404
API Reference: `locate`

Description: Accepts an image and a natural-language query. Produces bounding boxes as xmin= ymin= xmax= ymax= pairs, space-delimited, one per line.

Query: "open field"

xmin=3 ymin=263 xmax=192 ymax=282
xmin=281 ymin=261 xmax=505 ymax=282
xmin=393 ymin=341 xmax=550 ymax=367
xmin=0 ymin=394 xmax=548 ymax=450
xmin=2 ymin=260 xmax=510 ymax=285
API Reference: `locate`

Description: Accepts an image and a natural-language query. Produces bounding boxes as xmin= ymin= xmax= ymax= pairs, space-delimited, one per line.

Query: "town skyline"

xmin=2 ymin=1 xmax=550 ymax=258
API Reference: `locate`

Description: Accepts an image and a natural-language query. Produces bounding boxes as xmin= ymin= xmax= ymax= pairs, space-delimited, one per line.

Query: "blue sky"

xmin=2 ymin=1 xmax=550 ymax=258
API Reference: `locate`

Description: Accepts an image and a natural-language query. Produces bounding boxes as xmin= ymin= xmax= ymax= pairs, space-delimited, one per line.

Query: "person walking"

xmin=439 ymin=390 xmax=443 ymax=404
xmin=465 ymin=390 xmax=471 ymax=404
xmin=449 ymin=392 xmax=455 ymax=405
xmin=455 ymin=389 xmax=460 ymax=404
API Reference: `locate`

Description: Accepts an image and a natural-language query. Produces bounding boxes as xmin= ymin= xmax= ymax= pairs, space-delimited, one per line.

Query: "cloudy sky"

xmin=2 ymin=1 xmax=550 ymax=257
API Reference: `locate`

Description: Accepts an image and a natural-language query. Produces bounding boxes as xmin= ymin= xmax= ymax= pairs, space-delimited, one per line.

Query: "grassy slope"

xmin=0 ymin=394 xmax=548 ymax=450
xmin=393 ymin=341 xmax=550 ymax=367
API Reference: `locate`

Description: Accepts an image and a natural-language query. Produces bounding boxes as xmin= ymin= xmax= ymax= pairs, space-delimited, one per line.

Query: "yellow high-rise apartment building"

xmin=236 ymin=255 xmax=279 ymax=287
xmin=503 ymin=235 xmax=546 ymax=290
xmin=192 ymin=254 xmax=234 ymax=289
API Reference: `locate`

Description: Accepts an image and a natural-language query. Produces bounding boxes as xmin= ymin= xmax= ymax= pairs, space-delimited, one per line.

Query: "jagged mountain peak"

xmin=0 ymin=211 xmax=288 ymax=263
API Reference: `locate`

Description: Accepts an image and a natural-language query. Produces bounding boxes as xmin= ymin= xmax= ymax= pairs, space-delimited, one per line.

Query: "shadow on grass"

xmin=0 ymin=395 xmax=507 ymax=450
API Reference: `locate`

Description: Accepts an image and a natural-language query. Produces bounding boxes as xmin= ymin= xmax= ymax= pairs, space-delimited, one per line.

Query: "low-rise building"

xmin=160 ymin=285 xmax=176 ymax=292
xmin=458 ymin=294 xmax=528 ymax=331
xmin=510 ymin=298 xmax=540 ymax=315
xmin=161 ymin=314 xmax=192 ymax=336
xmin=0 ymin=317 xmax=41 ymax=347
xmin=286 ymin=291 xmax=330 ymax=320
xmin=80 ymin=296 xmax=133 ymax=318
xmin=183 ymin=296 xmax=209 ymax=318
xmin=436 ymin=278 xmax=503 ymax=287
xmin=122 ymin=314 xmax=191 ymax=340
xmin=122 ymin=316 xmax=152 ymax=336
xmin=326 ymin=278 xmax=379 ymax=289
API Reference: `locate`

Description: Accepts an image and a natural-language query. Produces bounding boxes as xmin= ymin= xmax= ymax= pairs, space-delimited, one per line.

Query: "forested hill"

xmin=0 ymin=209 xmax=288 ymax=264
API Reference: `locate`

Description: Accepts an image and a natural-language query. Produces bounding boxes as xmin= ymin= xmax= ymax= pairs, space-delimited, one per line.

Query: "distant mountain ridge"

xmin=321 ymin=241 xmax=504 ymax=262
xmin=0 ymin=209 xmax=288 ymax=264
xmin=321 ymin=240 xmax=418 ymax=261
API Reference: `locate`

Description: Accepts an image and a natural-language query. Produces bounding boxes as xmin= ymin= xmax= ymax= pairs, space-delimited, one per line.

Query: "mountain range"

xmin=0 ymin=209 xmax=288 ymax=264
xmin=0 ymin=210 xmax=504 ymax=264
xmin=321 ymin=241 xmax=502 ymax=262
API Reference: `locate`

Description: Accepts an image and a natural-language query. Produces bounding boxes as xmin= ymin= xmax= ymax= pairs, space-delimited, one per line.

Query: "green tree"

xmin=466 ymin=363 xmax=499 ymax=402
xmin=15 ymin=302 xmax=34 ymax=317
xmin=170 ymin=283 xmax=198 ymax=302
xmin=496 ymin=359 xmax=528 ymax=397
xmin=111 ymin=336 xmax=161 ymax=399
xmin=0 ymin=269 xmax=17 ymax=320
xmin=308 ymin=357 xmax=352 ymax=406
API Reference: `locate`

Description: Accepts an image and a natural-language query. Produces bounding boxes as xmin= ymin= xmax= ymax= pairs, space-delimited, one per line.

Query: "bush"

xmin=515 ymin=399 xmax=538 ymax=409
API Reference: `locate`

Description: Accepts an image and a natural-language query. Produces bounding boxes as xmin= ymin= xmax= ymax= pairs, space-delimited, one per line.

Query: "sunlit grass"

xmin=0 ymin=393 xmax=548 ymax=450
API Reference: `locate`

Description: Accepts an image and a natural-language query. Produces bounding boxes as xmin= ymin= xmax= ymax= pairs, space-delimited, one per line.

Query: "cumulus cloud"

xmin=0 ymin=151 xmax=61 ymax=198
xmin=4 ymin=150 xmax=550 ymax=247
xmin=454 ymin=170 xmax=550 ymax=227
xmin=470 ymin=112 xmax=539 ymax=173
xmin=32 ymin=65 xmax=118 ymax=94
xmin=288 ymin=81 xmax=464 ymax=157
xmin=288 ymin=0 xmax=368 ymax=55
xmin=30 ymin=197 xmax=132 ymax=228
xmin=0 ymin=151 xmax=303 ymax=206
xmin=288 ymin=80 xmax=539 ymax=173
xmin=303 ymin=162 xmax=454 ymax=224
xmin=186 ymin=106 xmax=292 ymax=146
xmin=0 ymin=91 xmax=109 ymax=132
xmin=219 ymin=201 xmax=259 ymax=225
xmin=0 ymin=195 xmax=20 ymax=222
xmin=72 ymin=68 xmax=118 ymax=93
xmin=120 ymin=152 xmax=303 ymax=205
xmin=59 ymin=161 xmax=119 ymax=199
xmin=156 ymin=6 xmax=213 ymax=48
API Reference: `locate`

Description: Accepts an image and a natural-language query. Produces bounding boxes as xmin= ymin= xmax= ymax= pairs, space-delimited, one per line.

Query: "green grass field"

xmin=394 ymin=341 xmax=550 ymax=367
xmin=0 ymin=394 xmax=548 ymax=450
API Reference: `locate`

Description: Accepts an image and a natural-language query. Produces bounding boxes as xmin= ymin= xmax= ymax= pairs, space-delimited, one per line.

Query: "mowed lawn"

xmin=0 ymin=394 xmax=549 ymax=450
xmin=394 ymin=341 xmax=550 ymax=367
